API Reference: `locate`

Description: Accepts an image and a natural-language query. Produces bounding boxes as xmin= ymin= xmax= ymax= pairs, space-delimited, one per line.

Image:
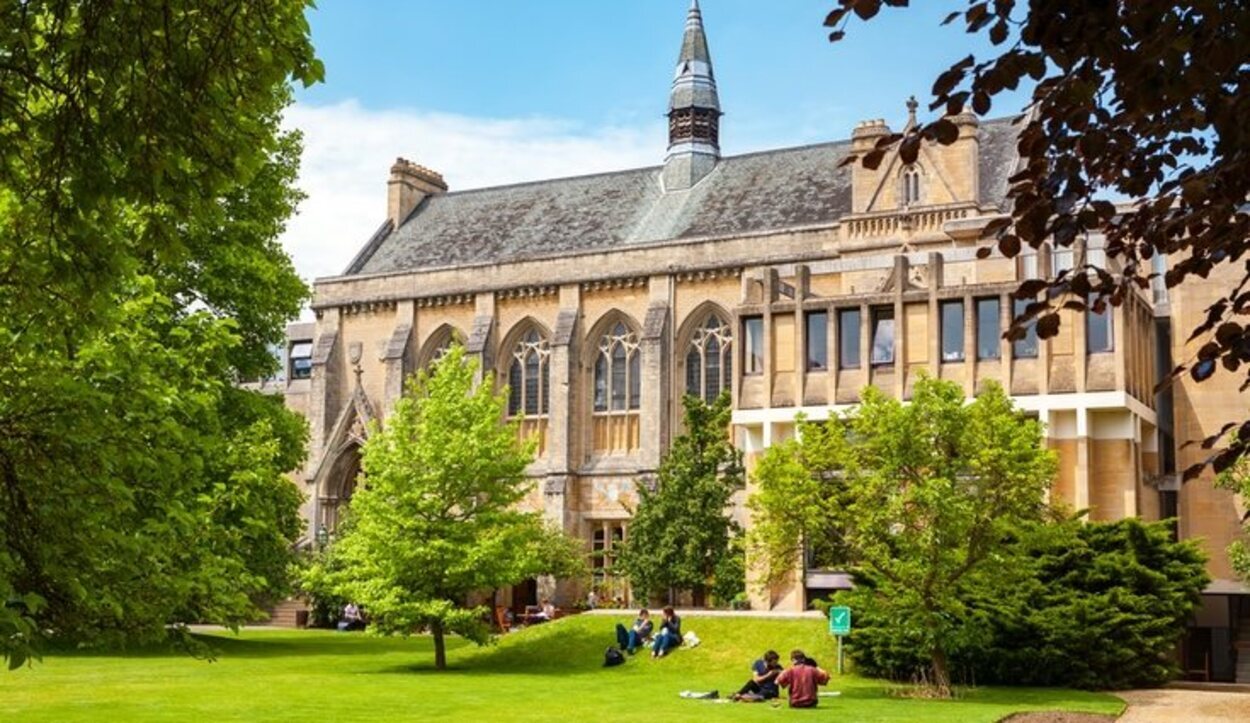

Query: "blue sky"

xmin=283 ymin=1 xmax=1031 ymax=283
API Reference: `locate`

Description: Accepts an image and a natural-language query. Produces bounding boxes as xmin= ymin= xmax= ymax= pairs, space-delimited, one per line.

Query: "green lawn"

xmin=0 ymin=614 xmax=1124 ymax=722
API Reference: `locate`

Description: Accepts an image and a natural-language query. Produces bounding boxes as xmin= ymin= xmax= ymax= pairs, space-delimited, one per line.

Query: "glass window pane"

xmin=940 ymin=301 xmax=964 ymax=362
xmin=289 ymin=341 xmax=313 ymax=359
xmin=723 ymin=344 xmax=732 ymax=389
xmin=1020 ymin=248 xmax=1039 ymax=279
xmin=705 ymin=344 xmax=721 ymax=401
xmin=838 ymin=309 xmax=861 ymax=370
xmin=291 ymin=358 xmax=313 ymax=380
xmin=1086 ymin=296 xmax=1113 ymax=353
xmin=524 ymin=352 xmax=539 ymax=415
xmin=508 ymin=360 xmax=523 ymax=415
xmin=743 ymin=317 xmax=763 ymax=374
xmin=593 ymin=354 xmax=607 ymax=411
xmin=976 ymin=298 xmax=1001 ymax=360
xmin=628 ymin=349 xmax=641 ymax=410
xmin=1013 ymin=298 xmax=1039 ymax=358
xmin=686 ymin=348 xmax=701 ymax=398
xmin=871 ymin=308 xmax=895 ymax=365
xmin=611 ymin=344 xmax=627 ymax=410
xmin=540 ymin=359 xmax=549 ymax=414
xmin=806 ymin=311 xmax=828 ymax=371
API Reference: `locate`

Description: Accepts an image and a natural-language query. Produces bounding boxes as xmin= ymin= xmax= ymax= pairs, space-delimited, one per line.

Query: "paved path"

xmin=1117 ymin=689 xmax=1250 ymax=722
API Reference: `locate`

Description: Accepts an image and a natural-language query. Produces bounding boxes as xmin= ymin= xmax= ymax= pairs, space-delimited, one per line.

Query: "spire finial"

xmin=665 ymin=0 xmax=721 ymax=190
xmin=906 ymin=95 xmax=919 ymax=128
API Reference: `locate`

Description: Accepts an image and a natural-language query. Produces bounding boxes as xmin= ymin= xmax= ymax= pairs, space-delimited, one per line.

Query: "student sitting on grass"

xmin=336 ymin=602 xmax=364 ymax=632
xmin=732 ymin=650 xmax=783 ymax=702
xmin=614 ymin=608 xmax=653 ymax=655
xmin=651 ymin=607 xmax=682 ymax=658
xmin=776 ymin=649 xmax=831 ymax=709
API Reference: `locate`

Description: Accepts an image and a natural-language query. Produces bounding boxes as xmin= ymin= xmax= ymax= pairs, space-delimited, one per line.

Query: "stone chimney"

xmin=850 ymin=119 xmax=891 ymax=213
xmin=387 ymin=158 xmax=447 ymax=227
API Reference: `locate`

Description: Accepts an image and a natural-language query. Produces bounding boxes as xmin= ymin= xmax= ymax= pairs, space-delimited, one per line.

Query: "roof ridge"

xmin=426 ymin=115 xmax=1021 ymax=200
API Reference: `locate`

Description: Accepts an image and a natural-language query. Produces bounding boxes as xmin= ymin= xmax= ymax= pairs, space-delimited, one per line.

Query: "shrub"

xmin=834 ymin=518 xmax=1208 ymax=689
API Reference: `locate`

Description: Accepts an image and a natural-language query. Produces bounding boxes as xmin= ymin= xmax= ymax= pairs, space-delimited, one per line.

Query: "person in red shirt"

xmin=775 ymin=649 xmax=831 ymax=708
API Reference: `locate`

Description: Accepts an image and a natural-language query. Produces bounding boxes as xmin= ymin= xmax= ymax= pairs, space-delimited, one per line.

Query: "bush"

xmin=834 ymin=518 xmax=1208 ymax=689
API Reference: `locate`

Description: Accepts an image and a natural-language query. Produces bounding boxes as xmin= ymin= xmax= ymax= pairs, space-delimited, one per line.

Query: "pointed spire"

xmin=665 ymin=0 xmax=721 ymax=190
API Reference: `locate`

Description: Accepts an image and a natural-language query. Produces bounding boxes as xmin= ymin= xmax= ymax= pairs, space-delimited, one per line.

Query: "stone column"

xmin=640 ymin=278 xmax=671 ymax=471
xmin=306 ymin=307 xmax=343 ymax=535
xmin=466 ymin=292 xmax=496 ymax=386
xmin=382 ymin=300 xmax=415 ymax=413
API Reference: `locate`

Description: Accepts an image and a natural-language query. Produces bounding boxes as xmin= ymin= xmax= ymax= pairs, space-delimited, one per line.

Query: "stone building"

xmin=277 ymin=0 xmax=1247 ymax=679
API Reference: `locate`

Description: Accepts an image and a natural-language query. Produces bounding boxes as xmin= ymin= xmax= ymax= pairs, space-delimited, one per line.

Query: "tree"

xmin=749 ymin=378 xmax=1056 ymax=695
xmin=822 ymin=1 xmax=1250 ymax=471
xmin=1216 ymin=446 xmax=1250 ymax=582
xmin=0 ymin=2 xmax=320 ymax=666
xmin=616 ymin=393 xmax=745 ymax=606
xmin=317 ymin=347 xmax=585 ymax=670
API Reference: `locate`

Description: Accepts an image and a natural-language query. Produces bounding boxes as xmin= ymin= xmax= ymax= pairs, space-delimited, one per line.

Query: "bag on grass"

xmin=603 ymin=646 xmax=626 ymax=667
xmin=683 ymin=630 xmax=700 ymax=648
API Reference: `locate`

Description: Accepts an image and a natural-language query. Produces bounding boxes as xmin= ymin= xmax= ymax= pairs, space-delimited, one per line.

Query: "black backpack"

xmin=603 ymin=646 xmax=626 ymax=667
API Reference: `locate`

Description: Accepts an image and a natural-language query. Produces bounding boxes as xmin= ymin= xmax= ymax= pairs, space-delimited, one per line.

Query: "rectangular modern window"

xmin=743 ymin=316 xmax=764 ymax=375
xmin=1012 ymin=298 xmax=1039 ymax=359
xmin=1086 ymin=296 xmax=1113 ymax=353
xmin=805 ymin=311 xmax=828 ymax=371
xmin=1052 ymin=245 xmax=1075 ymax=276
xmin=940 ymin=300 xmax=965 ymax=362
xmin=870 ymin=307 xmax=895 ymax=366
xmin=1020 ymin=247 xmax=1039 ymax=279
xmin=976 ymin=298 xmax=1001 ymax=360
xmin=838 ymin=309 xmax=861 ymax=370
xmin=1049 ymin=244 xmax=1075 ymax=298
xmin=289 ymin=341 xmax=314 ymax=380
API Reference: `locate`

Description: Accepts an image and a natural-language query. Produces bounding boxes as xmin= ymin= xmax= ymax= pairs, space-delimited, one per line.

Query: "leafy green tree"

xmin=1216 ymin=449 xmax=1250 ymax=582
xmin=318 ymin=347 xmax=585 ymax=670
xmin=841 ymin=518 xmax=1208 ymax=689
xmin=750 ymin=378 xmax=1056 ymax=695
xmin=616 ymin=393 xmax=745 ymax=606
xmin=0 ymin=1 xmax=320 ymax=666
xmin=822 ymin=0 xmax=1250 ymax=468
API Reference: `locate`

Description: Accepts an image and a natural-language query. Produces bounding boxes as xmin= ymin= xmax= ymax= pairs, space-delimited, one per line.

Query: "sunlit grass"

xmin=0 ymin=614 xmax=1124 ymax=722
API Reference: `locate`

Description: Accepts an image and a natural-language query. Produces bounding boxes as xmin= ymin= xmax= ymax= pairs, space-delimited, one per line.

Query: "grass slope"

xmin=0 ymin=614 xmax=1123 ymax=722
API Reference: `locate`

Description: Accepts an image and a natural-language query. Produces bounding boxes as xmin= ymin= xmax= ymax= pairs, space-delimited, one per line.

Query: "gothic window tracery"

xmin=593 ymin=322 xmax=641 ymax=412
xmin=507 ymin=328 xmax=550 ymax=417
xmin=901 ymin=165 xmax=922 ymax=206
xmin=685 ymin=313 xmax=733 ymax=402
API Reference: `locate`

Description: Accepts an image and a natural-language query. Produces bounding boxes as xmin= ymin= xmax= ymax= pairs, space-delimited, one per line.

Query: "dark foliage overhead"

xmin=825 ymin=0 xmax=1250 ymax=477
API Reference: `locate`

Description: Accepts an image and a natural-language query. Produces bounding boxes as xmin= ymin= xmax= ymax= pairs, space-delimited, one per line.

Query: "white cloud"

xmin=279 ymin=100 xmax=664 ymax=287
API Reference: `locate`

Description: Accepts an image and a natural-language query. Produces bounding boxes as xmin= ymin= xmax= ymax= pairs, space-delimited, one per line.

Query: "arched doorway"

xmin=319 ymin=443 xmax=361 ymax=536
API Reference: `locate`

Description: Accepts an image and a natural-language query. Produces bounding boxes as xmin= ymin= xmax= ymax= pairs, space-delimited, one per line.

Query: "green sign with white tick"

xmin=829 ymin=606 xmax=851 ymax=636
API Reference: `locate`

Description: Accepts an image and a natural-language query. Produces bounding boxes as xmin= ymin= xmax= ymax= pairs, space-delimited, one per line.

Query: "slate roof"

xmin=345 ymin=117 xmax=1021 ymax=277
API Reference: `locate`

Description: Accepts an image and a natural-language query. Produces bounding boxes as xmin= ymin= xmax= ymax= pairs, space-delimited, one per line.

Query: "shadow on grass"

xmin=372 ymin=624 xmax=611 ymax=676
xmin=43 ymin=630 xmax=462 ymax=661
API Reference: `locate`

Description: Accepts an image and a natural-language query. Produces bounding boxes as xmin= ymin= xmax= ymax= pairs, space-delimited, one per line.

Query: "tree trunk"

xmin=930 ymin=647 xmax=952 ymax=698
xmin=432 ymin=619 xmax=447 ymax=670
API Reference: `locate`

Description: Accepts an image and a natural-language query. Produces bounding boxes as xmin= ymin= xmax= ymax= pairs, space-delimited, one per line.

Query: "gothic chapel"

xmin=270 ymin=1 xmax=1247 ymax=670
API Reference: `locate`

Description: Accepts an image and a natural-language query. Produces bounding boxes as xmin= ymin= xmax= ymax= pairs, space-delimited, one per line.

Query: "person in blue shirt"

xmin=651 ymin=607 xmax=682 ymax=658
xmin=614 ymin=608 xmax=653 ymax=655
xmin=732 ymin=650 xmax=783 ymax=701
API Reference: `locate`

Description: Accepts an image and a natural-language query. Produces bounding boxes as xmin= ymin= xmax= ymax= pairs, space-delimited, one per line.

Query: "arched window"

xmin=685 ymin=314 xmax=733 ymax=402
xmin=593 ymin=322 xmax=640 ymax=412
xmin=418 ymin=326 xmax=465 ymax=370
xmin=901 ymin=166 xmax=922 ymax=206
xmin=507 ymin=329 xmax=550 ymax=417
